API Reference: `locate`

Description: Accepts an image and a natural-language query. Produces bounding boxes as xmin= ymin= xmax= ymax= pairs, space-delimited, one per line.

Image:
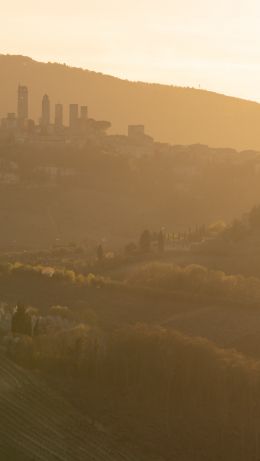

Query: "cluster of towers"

xmin=2 ymin=85 xmax=149 ymax=148
xmin=40 ymin=93 xmax=88 ymax=132
xmin=2 ymin=85 xmax=89 ymax=134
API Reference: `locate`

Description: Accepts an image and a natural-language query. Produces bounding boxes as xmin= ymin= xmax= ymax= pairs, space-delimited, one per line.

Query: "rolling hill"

xmin=0 ymin=349 xmax=153 ymax=461
xmin=1 ymin=54 xmax=260 ymax=150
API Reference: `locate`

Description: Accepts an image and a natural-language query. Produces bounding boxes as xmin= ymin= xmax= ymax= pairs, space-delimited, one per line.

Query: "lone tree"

xmin=139 ymin=230 xmax=151 ymax=253
xmin=125 ymin=242 xmax=137 ymax=256
xmin=158 ymin=230 xmax=165 ymax=253
xmin=97 ymin=244 xmax=104 ymax=262
xmin=11 ymin=303 xmax=32 ymax=336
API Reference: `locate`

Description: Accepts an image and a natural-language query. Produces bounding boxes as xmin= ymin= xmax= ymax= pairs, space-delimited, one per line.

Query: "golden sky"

xmin=2 ymin=0 xmax=260 ymax=101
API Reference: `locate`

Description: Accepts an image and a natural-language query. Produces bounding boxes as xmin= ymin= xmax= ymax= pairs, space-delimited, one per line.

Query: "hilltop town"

xmin=1 ymin=85 xmax=154 ymax=156
xmin=1 ymin=85 xmax=260 ymax=248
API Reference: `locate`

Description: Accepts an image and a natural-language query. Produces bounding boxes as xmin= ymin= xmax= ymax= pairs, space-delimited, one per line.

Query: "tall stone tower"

xmin=69 ymin=104 xmax=79 ymax=132
xmin=55 ymin=103 xmax=63 ymax=130
xmin=41 ymin=94 xmax=50 ymax=127
xmin=17 ymin=85 xmax=28 ymax=121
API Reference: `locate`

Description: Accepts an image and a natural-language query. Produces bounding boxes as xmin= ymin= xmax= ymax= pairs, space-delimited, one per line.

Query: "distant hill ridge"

xmin=1 ymin=54 xmax=260 ymax=150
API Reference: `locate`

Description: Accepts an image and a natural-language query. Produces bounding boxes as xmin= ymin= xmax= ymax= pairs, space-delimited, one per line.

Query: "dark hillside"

xmin=0 ymin=350 xmax=151 ymax=461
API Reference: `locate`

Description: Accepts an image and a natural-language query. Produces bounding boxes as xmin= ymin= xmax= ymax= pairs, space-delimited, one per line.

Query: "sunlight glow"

xmin=1 ymin=0 xmax=260 ymax=100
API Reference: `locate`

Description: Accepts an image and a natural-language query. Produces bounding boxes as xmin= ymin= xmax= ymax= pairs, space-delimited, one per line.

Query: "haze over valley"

xmin=2 ymin=4 xmax=260 ymax=458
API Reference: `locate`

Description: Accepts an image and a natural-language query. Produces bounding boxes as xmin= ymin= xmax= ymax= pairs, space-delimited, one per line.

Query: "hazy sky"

xmin=2 ymin=0 xmax=260 ymax=101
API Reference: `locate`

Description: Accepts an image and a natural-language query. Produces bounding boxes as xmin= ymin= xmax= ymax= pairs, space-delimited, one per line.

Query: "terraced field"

xmin=0 ymin=350 xmax=153 ymax=461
